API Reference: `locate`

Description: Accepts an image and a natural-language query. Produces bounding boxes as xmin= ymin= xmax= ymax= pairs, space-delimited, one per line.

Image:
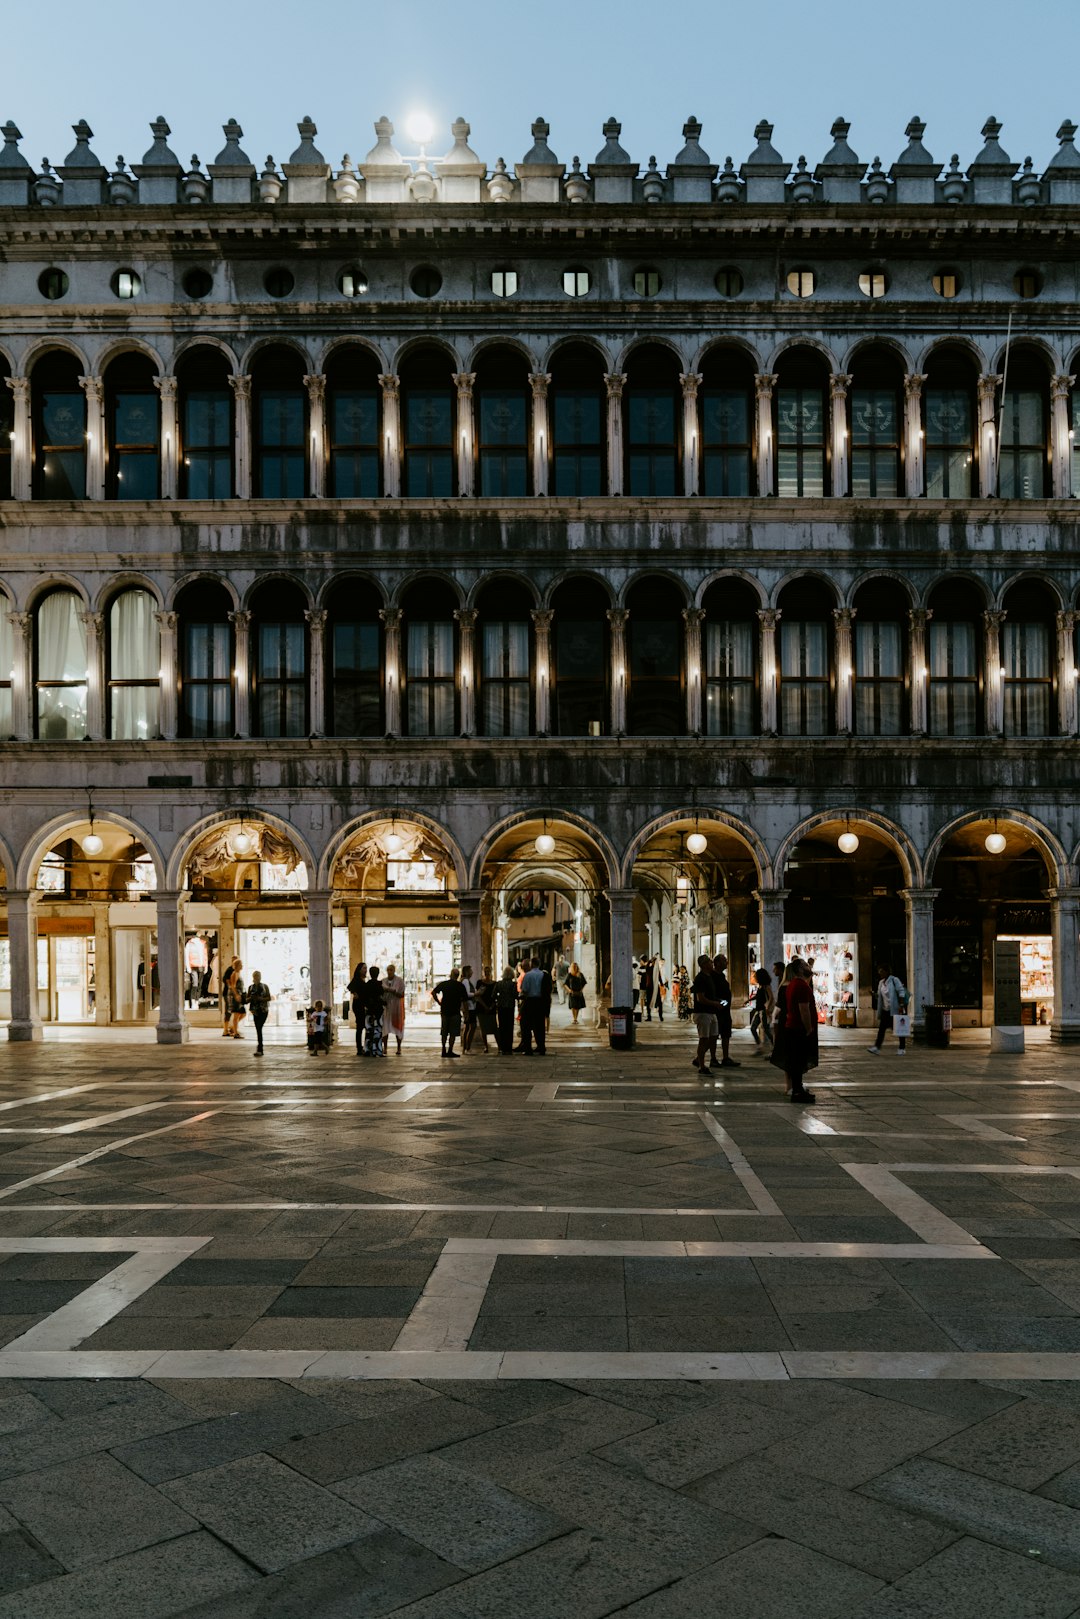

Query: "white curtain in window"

xmin=0 ymin=596 xmax=12 ymax=736
xmin=110 ymin=590 xmax=158 ymax=678
xmin=37 ymin=592 xmax=86 ymax=680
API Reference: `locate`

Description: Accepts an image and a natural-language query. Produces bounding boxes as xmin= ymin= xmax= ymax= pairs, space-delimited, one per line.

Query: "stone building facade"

xmin=1 ymin=109 xmax=1079 ymax=1042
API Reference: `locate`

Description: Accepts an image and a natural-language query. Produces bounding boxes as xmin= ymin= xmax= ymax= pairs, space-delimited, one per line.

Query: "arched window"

xmin=852 ymin=579 xmax=907 ymax=735
xmin=327 ymin=582 xmax=383 ymax=736
xmin=34 ymin=589 xmax=87 ymax=739
xmin=999 ymin=348 xmax=1049 ymax=499
xmin=251 ymin=580 xmax=308 ymax=738
xmin=551 ymin=578 xmax=610 ymax=736
xmin=549 ymin=344 xmax=605 ymax=497
xmin=326 ymin=347 xmax=381 ymax=497
xmin=475 ymin=349 xmax=529 ymax=497
xmin=702 ymin=579 xmax=757 ymax=735
xmin=0 ymin=357 xmax=12 ymax=500
xmin=402 ymin=579 xmax=457 ymax=736
xmin=625 ymin=345 xmax=680 ymax=496
xmin=477 ymin=580 xmax=532 ymax=736
xmin=700 ymin=348 xmax=754 ymax=497
xmin=627 ymin=577 xmax=685 ymax=735
xmin=1072 ymin=375 xmax=1080 ymax=495
xmin=0 ymin=594 xmax=13 ymax=735
xmin=925 ymin=347 xmax=976 ymax=498
xmin=849 ymin=346 xmax=902 ymax=498
xmin=927 ymin=580 xmax=982 ymax=736
xmin=177 ymin=347 xmax=233 ymax=499
xmin=778 ymin=578 xmax=834 ymax=735
xmin=31 ymin=353 xmax=86 ymax=499
xmin=400 ymin=348 xmax=455 ymax=497
xmin=252 ymin=347 xmax=306 ymax=498
xmin=1002 ymin=580 xmax=1055 ymax=737
xmin=775 ymin=350 xmax=828 ymax=496
xmin=177 ymin=581 xmax=233 ymax=739
xmin=108 ymin=588 xmax=160 ymax=739
xmin=104 ymin=354 xmax=160 ymax=499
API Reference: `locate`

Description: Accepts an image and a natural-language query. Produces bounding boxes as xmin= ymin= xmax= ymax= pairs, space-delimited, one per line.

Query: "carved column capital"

xmin=529 ymin=372 xmax=552 ymax=399
xmin=378 ymin=373 xmax=400 ymax=399
xmin=908 ymin=607 xmax=933 ymax=630
xmin=832 ymin=606 xmax=856 ymax=627
xmin=9 ymin=610 xmax=31 ymax=641
xmin=379 ymin=606 xmax=402 ymax=628
xmin=983 ymin=608 xmax=1007 ymax=630
xmin=228 ymin=374 xmax=251 ymax=401
xmin=5 ymin=375 xmax=30 ymax=404
xmin=682 ymin=607 xmax=706 ymax=626
xmin=305 ymin=608 xmax=328 ymax=632
xmin=1057 ymin=609 xmax=1078 ymax=634
xmin=977 ymin=372 xmax=1003 ymax=405
xmin=155 ymin=610 xmax=178 ymax=633
xmin=1051 ymin=373 xmax=1076 ymax=404
xmin=606 ymin=607 xmax=629 ymax=628
xmin=153 ymin=376 xmax=178 ymax=403
xmin=679 ymin=372 xmax=703 ymax=399
xmin=453 ymin=607 xmax=478 ymax=628
xmin=829 ymin=372 xmax=853 ymax=401
xmin=452 ymin=372 xmax=476 ymax=399
xmin=756 ymin=607 xmax=781 ymax=630
xmin=604 ymin=372 xmax=626 ymax=400
xmin=754 ymin=373 xmax=779 ymax=400
xmin=303 ymin=373 xmax=326 ymax=403
xmin=79 ymin=375 xmax=103 ymax=406
xmin=228 ymin=609 xmax=252 ymax=631
xmin=530 ymin=608 xmax=554 ymax=630
xmin=903 ymin=372 xmax=928 ymax=399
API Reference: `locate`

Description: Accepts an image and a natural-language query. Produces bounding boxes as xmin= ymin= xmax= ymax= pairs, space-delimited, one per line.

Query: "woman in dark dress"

xmin=566 ymin=962 xmax=588 ymax=1024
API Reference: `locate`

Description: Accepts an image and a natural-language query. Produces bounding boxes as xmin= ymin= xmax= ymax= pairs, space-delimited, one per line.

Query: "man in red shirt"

xmin=780 ymin=958 xmax=817 ymax=1104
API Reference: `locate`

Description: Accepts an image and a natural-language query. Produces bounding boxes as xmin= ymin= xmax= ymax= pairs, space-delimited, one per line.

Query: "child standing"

xmin=307 ymin=1000 xmax=329 ymax=1055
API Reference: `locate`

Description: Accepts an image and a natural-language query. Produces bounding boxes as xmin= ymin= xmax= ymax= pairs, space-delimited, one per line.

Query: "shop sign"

xmin=999 ymin=905 xmax=1050 ymax=932
xmin=31 ymin=917 xmax=96 ymax=936
xmin=994 ymin=939 xmax=1022 ymax=1025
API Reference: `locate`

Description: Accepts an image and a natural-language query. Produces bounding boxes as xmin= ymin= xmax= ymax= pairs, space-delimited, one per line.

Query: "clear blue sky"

xmin=6 ymin=0 xmax=1078 ymax=178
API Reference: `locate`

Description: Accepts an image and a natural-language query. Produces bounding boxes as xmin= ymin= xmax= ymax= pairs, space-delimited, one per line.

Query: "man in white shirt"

xmin=868 ymin=963 xmax=908 ymax=1054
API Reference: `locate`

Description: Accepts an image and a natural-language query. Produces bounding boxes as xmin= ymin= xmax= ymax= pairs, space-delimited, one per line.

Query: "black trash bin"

xmin=608 ymin=1006 xmax=636 ymax=1051
xmin=923 ymin=1005 xmax=952 ymax=1048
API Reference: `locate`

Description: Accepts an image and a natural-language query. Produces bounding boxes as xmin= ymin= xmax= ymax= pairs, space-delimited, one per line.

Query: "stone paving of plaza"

xmin=2 ymin=1012 xmax=1080 ymax=1615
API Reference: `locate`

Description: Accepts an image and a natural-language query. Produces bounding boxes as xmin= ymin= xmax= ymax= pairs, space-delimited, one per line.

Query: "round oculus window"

xmin=182 ymin=268 xmax=213 ymax=300
xmin=715 ymin=267 xmax=743 ymax=298
xmin=38 ymin=267 xmax=69 ymax=300
xmin=263 ymin=267 xmax=295 ymax=299
xmin=338 ymin=266 xmax=369 ymax=298
xmin=409 ymin=265 xmax=442 ymax=298
xmin=111 ymin=268 xmax=141 ymax=299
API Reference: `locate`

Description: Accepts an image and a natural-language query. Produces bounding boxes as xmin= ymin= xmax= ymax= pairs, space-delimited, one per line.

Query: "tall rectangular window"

xmin=629 ymin=620 xmax=683 ymax=734
xmin=928 ymin=620 xmax=978 ymax=735
xmin=479 ymin=393 xmax=528 ymax=497
xmin=1003 ymin=621 xmax=1051 ymax=736
xmin=0 ymin=381 xmax=12 ymax=500
xmin=256 ymin=621 xmax=306 ymax=738
xmin=627 ymin=392 xmax=678 ymax=496
xmin=329 ymin=388 xmax=380 ymax=497
xmin=780 ymin=620 xmax=829 ymax=734
xmin=854 ymin=620 xmax=904 ymax=735
xmin=183 ymin=621 xmax=232 ymax=738
xmin=256 ymin=390 xmax=304 ymax=497
xmin=37 ymin=388 xmax=86 ymax=498
xmin=330 ymin=621 xmax=381 ymax=736
xmin=0 ymin=596 xmax=12 ymax=736
xmin=851 ymin=389 xmax=900 ymax=497
xmin=36 ymin=592 xmax=87 ymax=740
xmin=481 ymin=621 xmax=530 ymax=735
xmin=701 ymin=390 xmax=751 ymax=496
xmin=705 ymin=620 xmax=755 ymax=734
xmin=925 ymin=389 xmax=973 ymax=498
xmin=110 ymin=391 xmax=160 ymax=499
xmin=776 ymin=387 xmax=825 ymax=496
xmin=998 ymin=390 xmax=1045 ymax=498
xmin=552 ymin=393 xmax=603 ymax=496
xmin=109 ymin=590 xmax=160 ymax=739
xmin=404 ymin=392 xmax=453 ymax=497
xmin=406 ymin=620 xmax=455 ymax=735
xmin=182 ymin=387 xmax=232 ymax=498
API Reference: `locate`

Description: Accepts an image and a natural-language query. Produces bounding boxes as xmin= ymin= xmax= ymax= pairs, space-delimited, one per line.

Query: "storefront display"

xmin=237 ymin=926 xmax=310 ymax=1027
xmin=998 ymin=934 xmax=1053 ymax=1024
xmin=781 ymin=933 xmax=858 ymax=1022
xmin=363 ymin=926 xmax=459 ymax=1019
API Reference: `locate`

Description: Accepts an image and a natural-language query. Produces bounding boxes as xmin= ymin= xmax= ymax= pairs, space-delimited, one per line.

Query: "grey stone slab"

xmin=780 ymin=1310 xmax=961 ymax=1352
xmin=155 ymin=1258 xmax=306 ymax=1287
xmin=612 ymin=1536 xmax=882 ymax=1618
xmin=627 ymin=1314 xmax=794 ymax=1352
xmin=0 ymin=1393 xmax=55 ymax=1436
xmin=849 ymin=1535 xmax=1080 ymax=1618
xmin=925 ymin=1398 xmax=1080 ymax=1490
xmin=0 ymin=1254 xmax=118 ymax=1282
xmin=0 ymin=1527 xmax=63 ymax=1596
xmin=933 ymin=1315 xmax=1080 ymax=1351
xmin=0 ymin=1384 xmax=195 ymax=1483
xmin=840 ymin=1380 xmax=1022 ymax=1424
xmin=82 ymin=1316 xmax=263 ymax=1350
xmin=111 ymin=1386 xmax=351 ymax=1484
xmin=416 ymin=1380 xmax=581 ymax=1424
xmin=119 ymin=1284 xmax=286 ymax=1319
xmin=755 ymin=1400 xmax=968 ymax=1489
xmin=434 ymin=1394 xmax=654 ymax=1488
xmin=265 ymin=1286 xmax=422 ymax=1318
xmin=469 ymin=1314 xmax=629 ymax=1351
xmin=477 ymin=1281 xmax=627 ymax=1316
xmin=0 ymin=1529 xmax=258 ymax=1619
xmin=0 ymin=1452 xmax=196 ymax=1571
xmin=596 ymin=1395 xmax=798 ymax=1488
xmin=291 ymin=1255 xmax=439 ymax=1287
xmin=273 ymin=1392 xmax=497 ymax=1484
xmin=866 ymin=1458 xmax=1080 ymax=1574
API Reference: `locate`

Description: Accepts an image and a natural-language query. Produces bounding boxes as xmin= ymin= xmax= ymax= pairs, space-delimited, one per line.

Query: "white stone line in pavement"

xmin=696 ymin=1110 xmax=784 ymax=1217
xmin=884 ymin=1163 xmax=1080 ymax=1176
xmin=0 ymin=1085 xmax=105 ymax=1112
xmin=49 ymin=1100 xmax=184 ymax=1135
xmin=939 ymin=1116 xmax=1027 ymax=1142
xmin=0 ymin=1201 xmax=773 ymax=1216
xmin=3 ymin=1239 xmax=211 ymax=1351
xmin=841 ymin=1163 xmax=986 ymax=1246
xmin=0 ymin=1110 xmax=219 ymax=1201
xmin=379 ymin=1083 xmax=435 ymax=1104
xmin=0 ymin=1236 xmax=211 ymax=1254
xmin=527 ymin=1084 xmax=559 ymax=1103
xmin=780 ymin=1351 xmax=1080 ymax=1380
xmin=441 ymin=1238 xmax=995 ymax=1260
xmin=392 ymin=1252 xmax=499 ymax=1351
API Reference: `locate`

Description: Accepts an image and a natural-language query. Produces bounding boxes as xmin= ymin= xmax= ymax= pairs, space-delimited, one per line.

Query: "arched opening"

xmin=177 ymin=346 xmax=233 ymax=499
xmin=551 ymin=577 xmax=610 ymax=737
xmin=34 ymin=588 xmax=88 ymax=740
xmin=31 ymin=353 xmax=86 ymax=499
xmin=702 ymin=578 xmax=758 ymax=735
xmin=0 ymin=355 xmax=12 ymax=500
xmin=176 ymin=580 xmax=234 ymax=739
xmin=927 ymin=579 xmax=984 ymax=736
xmin=251 ymin=346 xmax=307 ymax=498
xmin=0 ymin=591 xmax=13 ymax=736
xmin=624 ymin=344 xmax=681 ymax=496
xmin=852 ymin=578 xmax=908 ymax=736
xmin=699 ymin=347 xmax=754 ymax=497
xmin=1002 ymin=578 xmax=1056 ymax=737
xmin=925 ymin=345 xmax=977 ymax=498
xmin=999 ymin=346 xmax=1050 ymax=498
xmin=107 ymin=587 xmax=160 ymax=739
xmin=849 ymin=344 xmax=903 ymax=497
xmin=326 ymin=577 xmax=383 ymax=736
xmin=325 ymin=346 xmax=381 ymax=498
xmin=400 ymin=346 xmax=455 ymax=497
xmin=476 ymin=579 xmax=533 ymax=736
xmin=775 ymin=348 xmax=829 ymax=497
xmin=104 ymin=353 xmax=160 ymax=499
xmin=250 ymin=579 xmax=308 ymax=738
xmin=402 ymin=578 xmax=458 ymax=737
xmin=627 ymin=577 xmax=685 ymax=735
xmin=777 ymin=577 xmax=836 ymax=735
xmin=549 ymin=343 xmax=605 ymax=496
xmin=474 ymin=347 xmax=530 ymax=497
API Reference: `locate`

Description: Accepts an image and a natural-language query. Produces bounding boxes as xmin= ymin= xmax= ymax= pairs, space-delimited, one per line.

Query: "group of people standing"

xmin=346 ymin=962 xmax=406 ymax=1057
xmin=432 ymin=959 xmax=588 ymax=1058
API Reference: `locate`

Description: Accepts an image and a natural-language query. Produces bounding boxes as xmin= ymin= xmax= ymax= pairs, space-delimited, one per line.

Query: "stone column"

xmin=378 ymin=375 xmax=401 ymax=497
xmin=380 ymin=607 xmax=401 ymax=735
xmin=154 ymin=376 xmax=178 ymax=499
xmin=228 ymin=375 xmax=251 ymax=499
xmin=455 ymin=607 xmax=477 ymax=736
xmin=9 ymin=610 xmax=32 ymax=741
xmin=901 ymin=887 xmax=939 ymax=1038
xmin=91 ymin=900 xmax=111 ymax=1026
xmin=306 ymin=890 xmax=334 ymax=1012
xmin=903 ymin=373 xmax=927 ymax=498
xmin=679 ymin=372 xmax=702 ymax=495
xmin=6 ymin=889 xmax=42 ymax=1041
xmin=81 ymin=610 xmax=104 ymax=740
xmin=453 ymin=372 xmax=476 ymax=497
xmin=1048 ymin=886 xmax=1080 ymax=1043
xmin=683 ymin=607 xmax=704 ymax=733
xmin=303 ymin=374 xmax=326 ymax=498
xmin=155 ymin=889 xmax=189 ymax=1045
xmin=155 ymin=610 xmax=179 ymax=740
xmin=604 ymin=373 xmax=626 ymax=496
xmin=726 ymin=894 xmax=751 ymax=1015
xmin=346 ymin=904 xmax=365 ymax=978
xmin=607 ymin=607 xmax=628 ymax=734
xmin=217 ymin=902 xmax=237 ymax=999
xmin=229 ymin=609 xmax=251 ymax=738
xmin=1057 ymin=611 xmax=1078 ymax=736
xmin=829 ymin=373 xmax=852 ymax=496
xmin=529 ymin=372 xmax=551 ymax=495
xmin=754 ymin=888 xmax=788 ymax=988
xmin=457 ymin=888 xmax=485 ymax=977
xmin=532 ymin=608 xmax=553 ymax=733
xmin=984 ymin=608 xmax=1005 ymax=735
xmin=977 ymin=373 xmax=1002 ymax=497
xmin=757 ymin=608 xmax=781 ymax=735
xmin=305 ymin=608 xmax=326 ymax=737
xmin=80 ymin=376 xmax=105 ymax=499
xmin=6 ymin=377 xmax=32 ymax=500
xmin=606 ymin=887 xmax=637 ymax=1011
xmin=754 ymin=374 xmax=778 ymax=496
xmin=1051 ymin=375 xmax=1076 ymax=499
xmin=833 ymin=606 xmax=855 ymax=735
xmin=909 ymin=608 xmax=932 ymax=736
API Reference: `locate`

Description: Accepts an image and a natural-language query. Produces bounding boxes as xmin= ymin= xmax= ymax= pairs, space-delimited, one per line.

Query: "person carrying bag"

xmin=868 ymin=963 xmax=910 ymax=1055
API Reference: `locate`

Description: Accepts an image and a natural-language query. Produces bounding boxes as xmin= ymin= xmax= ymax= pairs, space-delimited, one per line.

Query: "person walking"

xmin=382 ymin=962 xmax=406 ymax=1054
xmin=675 ymin=963 xmax=691 ymax=1020
xmin=638 ymin=956 xmax=651 ymax=1019
xmin=711 ymin=953 xmax=740 ymax=1069
xmin=771 ymin=958 xmax=817 ymax=1103
xmin=432 ymin=967 xmax=468 ymax=1058
xmin=247 ymin=971 xmax=271 ymax=1056
xmin=691 ymin=954 xmax=720 ymax=1075
xmin=517 ymin=958 xmax=547 ymax=1054
xmin=221 ymin=955 xmax=240 ymax=1036
xmin=228 ymin=961 xmax=247 ymax=1039
xmin=566 ymin=962 xmax=588 ymax=1024
xmin=494 ymin=966 xmax=518 ymax=1054
xmin=363 ymin=965 xmax=386 ymax=1056
xmin=555 ymin=957 xmax=569 ymax=1006
xmin=748 ymin=967 xmax=774 ymax=1056
xmin=346 ymin=961 xmax=367 ymax=1056
xmin=869 ymin=963 xmax=910 ymax=1055
xmin=460 ymin=966 xmax=478 ymax=1052
xmin=474 ymin=976 xmax=497 ymax=1052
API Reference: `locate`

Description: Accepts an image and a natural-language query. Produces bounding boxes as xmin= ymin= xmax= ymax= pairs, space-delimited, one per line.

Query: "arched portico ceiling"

xmin=333 ymin=818 xmax=458 ymax=892
xmin=167 ymin=809 xmax=315 ymax=890
xmin=776 ymin=811 xmax=920 ymax=889
xmin=620 ymin=809 xmax=769 ymax=888
xmin=17 ymin=813 xmax=164 ymax=890
xmin=470 ymin=811 xmax=618 ymax=890
xmin=319 ymin=810 xmax=466 ymax=890
xmin=925 ymin=811 xmax=1068 ymax=886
